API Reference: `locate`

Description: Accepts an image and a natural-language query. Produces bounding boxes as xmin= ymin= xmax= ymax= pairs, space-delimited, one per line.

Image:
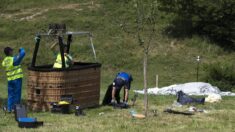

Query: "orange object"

xmin=132 ymin=114 xmax=146 ymax=119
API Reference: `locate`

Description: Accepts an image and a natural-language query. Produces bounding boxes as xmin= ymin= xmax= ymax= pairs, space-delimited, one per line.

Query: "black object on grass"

xmin=177 ymin=91 xmax=205 ymax=105
xmin=75 ymin=106 xmax=85 ymax=116
xmin=164 ymin=108 xmax=194 ymax=116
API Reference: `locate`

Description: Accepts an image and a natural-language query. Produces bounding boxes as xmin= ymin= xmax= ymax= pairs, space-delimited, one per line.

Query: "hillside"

xmin=0 ymin=1 xmax=235 ymax=131
xmin=1 ymin=0 xmax=234 ymax=88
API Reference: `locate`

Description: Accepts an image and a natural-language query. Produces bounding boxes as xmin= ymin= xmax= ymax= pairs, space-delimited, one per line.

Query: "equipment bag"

xmin=14 ymin=104 xmax=43 ymax=128
xmin=177 ymin=91 xmax=205 ymax=105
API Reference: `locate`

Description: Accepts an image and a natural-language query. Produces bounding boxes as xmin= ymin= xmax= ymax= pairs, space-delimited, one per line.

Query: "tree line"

xmin=158 ymin=0 xmax=235 ymax=50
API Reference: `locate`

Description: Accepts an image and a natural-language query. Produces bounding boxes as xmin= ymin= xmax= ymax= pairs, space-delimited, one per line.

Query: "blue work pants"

xmin=7 ymin=78 xmax=22 ymax=112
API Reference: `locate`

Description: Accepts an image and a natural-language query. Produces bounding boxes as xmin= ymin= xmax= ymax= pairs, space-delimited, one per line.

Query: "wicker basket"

xmin=27 ymin=62 xmax=101 ymax=111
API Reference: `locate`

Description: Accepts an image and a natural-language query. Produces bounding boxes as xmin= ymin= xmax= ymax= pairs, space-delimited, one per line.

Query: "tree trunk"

xmin=143 ymin=51 xmax=148 ymax=116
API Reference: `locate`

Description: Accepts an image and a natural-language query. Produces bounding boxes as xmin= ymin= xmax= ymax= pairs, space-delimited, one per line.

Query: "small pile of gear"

xmin=50 ymin=95 xmax=73 ymax=114
xmin=50 ymin=95 xmax=85 ymax=116
xmin=164 ymin=91 xmax=206 ymax=116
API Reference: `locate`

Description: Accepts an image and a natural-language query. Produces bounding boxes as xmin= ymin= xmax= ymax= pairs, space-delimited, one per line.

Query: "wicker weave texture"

xmin=27 ymin=67 xmax=100 ymax=111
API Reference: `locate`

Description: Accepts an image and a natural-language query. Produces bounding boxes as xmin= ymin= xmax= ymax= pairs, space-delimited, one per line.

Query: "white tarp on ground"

xmin=134 ymin=82 xmax=235 ymax=96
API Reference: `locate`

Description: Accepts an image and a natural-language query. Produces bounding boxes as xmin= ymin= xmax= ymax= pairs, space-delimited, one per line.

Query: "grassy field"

xmin=1 ymin=94 xmax=235 ymax=132
xmin=0 ymin=0 xmax=235 ymax=131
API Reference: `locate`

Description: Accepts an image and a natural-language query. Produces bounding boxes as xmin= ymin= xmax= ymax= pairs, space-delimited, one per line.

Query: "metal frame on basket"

xmin=31 ymin=24 xmax=97 ymax=68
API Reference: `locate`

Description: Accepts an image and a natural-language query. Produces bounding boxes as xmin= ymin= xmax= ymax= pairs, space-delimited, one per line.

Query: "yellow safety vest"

xmin=2 ymin=56 xmax=23 ymax=81
xmin=53 ymin=54 xmax=72 ymax=68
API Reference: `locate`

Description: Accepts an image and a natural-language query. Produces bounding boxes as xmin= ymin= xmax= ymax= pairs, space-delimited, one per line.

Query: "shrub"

xmin=204 ymin=62 xmax=235 ymax=91
xmin=158 ymin=0 xmax=235 ymax=50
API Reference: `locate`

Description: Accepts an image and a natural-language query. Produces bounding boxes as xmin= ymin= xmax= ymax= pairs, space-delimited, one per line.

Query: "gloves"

xmin=122 ymin=101 xmax=128 ymax=108
xmin=123 ymin=101 xmax=128 ymax=106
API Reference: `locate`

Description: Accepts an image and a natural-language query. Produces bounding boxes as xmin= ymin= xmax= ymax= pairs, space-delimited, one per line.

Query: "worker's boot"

xmin=111 ymin=99 xmax=117 ymax=105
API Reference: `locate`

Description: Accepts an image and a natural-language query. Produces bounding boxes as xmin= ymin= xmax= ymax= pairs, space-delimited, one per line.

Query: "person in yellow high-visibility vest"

xmin=53 ymin=46 xmax=73 ymax=68
xmin=2 ymin=47 xmax=25 ymax=112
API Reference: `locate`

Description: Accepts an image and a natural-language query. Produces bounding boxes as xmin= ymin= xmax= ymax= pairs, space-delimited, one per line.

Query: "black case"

xmin=14 ymin=104 xmax=44 ymax=128
xmin=15 ymin=104 xmax=27 ymax=121
xmin=51 ymin=103 xmax=70 ymax=114
xmin=18 ymin=121 xmax=44 ymax=128
xmin=60 ymin=95 xmax=73 ymax=104
xmin=50 ymin=95 xmax=73 ymax=114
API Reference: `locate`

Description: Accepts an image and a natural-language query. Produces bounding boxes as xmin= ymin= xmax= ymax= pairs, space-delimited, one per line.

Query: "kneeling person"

xmin=111 ymin=72 xmax=133 ymax=106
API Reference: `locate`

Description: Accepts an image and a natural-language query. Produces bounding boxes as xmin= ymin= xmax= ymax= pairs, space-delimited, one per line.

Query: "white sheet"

xmin=134 ymin=82 xmax=235 ymax=96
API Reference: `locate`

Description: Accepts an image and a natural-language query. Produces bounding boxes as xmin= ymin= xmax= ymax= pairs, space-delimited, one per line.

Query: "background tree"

xmin=158 ymin=0 xmax=235 ymax=50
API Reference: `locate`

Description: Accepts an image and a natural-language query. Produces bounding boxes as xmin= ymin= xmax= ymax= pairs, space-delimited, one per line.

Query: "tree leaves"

xmin=158 ymin=0 xmax=235 ymax=50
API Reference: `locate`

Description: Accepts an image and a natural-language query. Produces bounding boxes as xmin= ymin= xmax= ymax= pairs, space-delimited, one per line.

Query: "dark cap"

xmin=4 ymin=47 xmax=13 ymax=56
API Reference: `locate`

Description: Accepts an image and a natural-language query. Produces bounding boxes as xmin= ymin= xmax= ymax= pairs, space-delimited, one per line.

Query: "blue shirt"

xmin=13 ymin=48 xmax=25 ymax=66
xmin=116 ymin=72 xmax=133 ymax=82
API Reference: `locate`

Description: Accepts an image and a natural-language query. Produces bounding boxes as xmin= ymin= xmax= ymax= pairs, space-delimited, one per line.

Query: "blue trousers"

xmin=7 ymin=78 xmax=22 ymax=111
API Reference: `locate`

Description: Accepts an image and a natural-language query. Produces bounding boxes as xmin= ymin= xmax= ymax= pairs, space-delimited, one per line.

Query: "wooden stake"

xmin=156 ymin=74 xmax=158 ymax=88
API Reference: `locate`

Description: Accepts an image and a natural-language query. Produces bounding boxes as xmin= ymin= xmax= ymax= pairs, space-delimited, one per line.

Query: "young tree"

xmin=121 ymin=0 xmax=159 ymax=116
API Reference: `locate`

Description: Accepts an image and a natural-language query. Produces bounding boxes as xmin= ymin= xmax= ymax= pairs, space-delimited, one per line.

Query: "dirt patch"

xmin=0 ymin=8 xmax=38 ymax=19
xmin=0 ymin=2 xmax=100 ymax=21
xmin=19 ymin=8 xmax=49 ymax=21
xmin=58 ymin=3 xmax=80 ymax=9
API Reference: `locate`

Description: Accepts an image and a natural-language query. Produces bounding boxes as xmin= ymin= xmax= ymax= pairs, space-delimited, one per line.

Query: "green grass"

xmin=1 ymin=93 xmax=235 ymax=132
xmin=0 ymin=0 xmax=235 ymax=131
